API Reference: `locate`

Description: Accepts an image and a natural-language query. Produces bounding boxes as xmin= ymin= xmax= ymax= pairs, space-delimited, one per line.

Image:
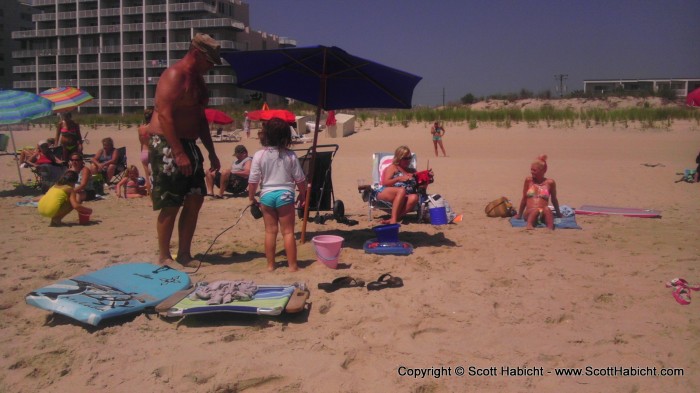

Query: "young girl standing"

xmin=248 ymin=118 xmax=307 ymax=272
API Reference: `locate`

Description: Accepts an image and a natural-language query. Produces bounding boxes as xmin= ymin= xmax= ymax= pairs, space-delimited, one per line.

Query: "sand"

xmin=0 ymin=112 xmax=699 ymax=392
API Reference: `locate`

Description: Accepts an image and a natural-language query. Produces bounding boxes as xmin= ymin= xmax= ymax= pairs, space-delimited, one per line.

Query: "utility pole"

xmin=554 ymin=74 xmax=568 ymax=97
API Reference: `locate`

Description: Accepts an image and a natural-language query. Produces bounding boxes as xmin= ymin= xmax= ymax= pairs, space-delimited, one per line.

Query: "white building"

xmin=11 ymin=0 xmax=296 ymax=114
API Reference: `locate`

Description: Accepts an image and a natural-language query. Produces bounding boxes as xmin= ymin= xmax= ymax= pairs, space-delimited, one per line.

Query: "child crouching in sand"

xmin=248 ymin=118 xmax=307 ymax=272
xmin=116 ymin=165 xmax=148 ymax=198
xmin=37 ymin=170 xmax=93 ymax=226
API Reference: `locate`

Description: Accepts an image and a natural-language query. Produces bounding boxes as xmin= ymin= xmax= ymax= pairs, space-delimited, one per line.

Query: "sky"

xmin=249 ymin=0 xmax=700 ymax=106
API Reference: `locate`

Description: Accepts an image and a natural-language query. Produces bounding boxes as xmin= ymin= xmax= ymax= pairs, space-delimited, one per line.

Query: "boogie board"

xmin=574 ymin=205 xmax=661 ymax=218
xmin=363 ymin=239 xmax=414 ymax=255
xmin=163 ymin=284 xmax=307 ymax=317
xmin=26 ymin=263 xmax=191 ymax=326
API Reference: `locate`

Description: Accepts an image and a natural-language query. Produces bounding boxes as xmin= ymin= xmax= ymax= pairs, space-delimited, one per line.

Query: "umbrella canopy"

xmin=204 ymin=108 xmax=234 ymax=125
xmin=0 ymin=90 xmax=54 ymax=124
xmin=0 ymin=90 xmax=55 ymax=185
xmin=687 ymin=87 xmax=700 ymax=107
xmin=222 ymin=46 xmax=422 ymax=242
xmin=221 ymin=46 xmax=421 ymax=110
xmin=325 ymin=110 xmax=337 ymax=126
xmin=39 ymin=87 xmax=93 ymax=113
xmin=246 ymin=109 xmax=296 ymax=123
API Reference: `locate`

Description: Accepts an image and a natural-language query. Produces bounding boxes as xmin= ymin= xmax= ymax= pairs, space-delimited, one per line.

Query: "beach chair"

xmin=211 ymin=128 xmax=242 ymax=142
xmin=291 ymin=126 xmax=312 ymax=144
xmin=28 ymin=146 xmax=66 ymax=192
xmin=364 ymin=152 xmax=426 ymax=221
xmin=106 ymin=147 xmax=127 ymax=185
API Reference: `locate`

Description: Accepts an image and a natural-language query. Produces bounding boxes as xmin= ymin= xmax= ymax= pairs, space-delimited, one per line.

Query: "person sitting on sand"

xmin=375 ymin=145 xmax=426 ymax=224
xmin=37 ymin=170 xmax=93 ymax=227
xmin=516 ymin=154 xmax=561 ymax=230
xmin=205 ymin=144 xmax=252 ymax=198
xmin=116 ymin=165 xmax=147 ymax=199
xmin=68 ymin=153 xmax=96 ymax=203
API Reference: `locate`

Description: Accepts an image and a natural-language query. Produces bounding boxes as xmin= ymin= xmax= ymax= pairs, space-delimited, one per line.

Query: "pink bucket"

xmin=311 ymin=235 xmax=344 ymax=269
xmin=78 ymin=212 xmax=91 ymax=225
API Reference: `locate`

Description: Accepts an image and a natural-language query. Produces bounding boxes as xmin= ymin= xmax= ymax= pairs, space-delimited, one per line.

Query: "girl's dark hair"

xmin=260 ymin=117 xmax=292 ymax=149
xmin=57 ymin=170 xmax=79 ymax=186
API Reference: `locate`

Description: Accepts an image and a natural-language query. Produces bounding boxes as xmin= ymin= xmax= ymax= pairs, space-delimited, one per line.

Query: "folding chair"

xmin=363 ymin=152 xmax=426 ymax=221
xmin=28 ymin=146 xmax=66 ymax=192
xmin=106 ymin=147 xmax=127 ymax=185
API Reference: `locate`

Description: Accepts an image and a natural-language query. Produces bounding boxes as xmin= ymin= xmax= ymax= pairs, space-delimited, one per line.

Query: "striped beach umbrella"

xmin=40 ymin=87 xmax=93 ymax=113
xmin=0 ymin=90 xmax=54 ymax=124
xmin=0 ymin=90 xmax=55 ymax=185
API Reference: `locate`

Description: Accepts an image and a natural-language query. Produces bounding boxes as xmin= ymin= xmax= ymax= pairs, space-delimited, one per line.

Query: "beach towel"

xmin=509 ymin=215 xmax=582 ymax=229
xmin=16 ymin=200 xmax=39 ymax=207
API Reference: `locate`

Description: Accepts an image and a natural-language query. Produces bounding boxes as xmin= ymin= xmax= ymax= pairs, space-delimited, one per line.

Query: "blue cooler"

xmin=429 ymin=207 xmax=448 ymax=225
xmin=372 ymin=223 xmax=400 ymax=243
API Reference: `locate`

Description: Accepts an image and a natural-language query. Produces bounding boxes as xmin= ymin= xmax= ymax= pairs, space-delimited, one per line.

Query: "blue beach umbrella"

xmin=0 ymin=90 xmax=55 ymax=184
xmin=221 ymin=46 xmax=422 ymax=242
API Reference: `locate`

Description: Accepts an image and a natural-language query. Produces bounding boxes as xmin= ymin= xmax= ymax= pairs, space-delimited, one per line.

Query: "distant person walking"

xmin=148 ymin=33 xmax=221 ymax=266
xmin=430 ymin=121 xmax=447 ymax=157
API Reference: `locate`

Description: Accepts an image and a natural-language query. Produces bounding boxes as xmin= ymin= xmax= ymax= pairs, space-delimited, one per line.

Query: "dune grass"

xmin=23 ymin=102 xmax=700 ymax=131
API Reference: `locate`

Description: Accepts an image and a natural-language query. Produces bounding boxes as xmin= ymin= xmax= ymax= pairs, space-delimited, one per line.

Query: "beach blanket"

xmin=509 ymin=215 xmax=582 ymax=229
xmin=16 ymin=200 xmax=39 ymax=207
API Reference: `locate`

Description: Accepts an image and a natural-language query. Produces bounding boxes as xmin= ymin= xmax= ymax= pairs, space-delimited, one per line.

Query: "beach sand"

xmin=0 ymin=114 xmax=699 ymax=392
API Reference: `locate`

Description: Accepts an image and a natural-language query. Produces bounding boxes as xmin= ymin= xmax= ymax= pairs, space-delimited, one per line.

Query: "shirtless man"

xmin=148 ymin=33 xmax=221 ymax=265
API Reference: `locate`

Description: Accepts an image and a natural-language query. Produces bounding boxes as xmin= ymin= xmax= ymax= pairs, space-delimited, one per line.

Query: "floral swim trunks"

xmin=149 ymin=135 xmax=206 ymax=210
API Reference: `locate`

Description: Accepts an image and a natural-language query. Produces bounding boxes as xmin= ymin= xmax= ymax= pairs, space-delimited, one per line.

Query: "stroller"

xmin=293 ymin=144 xmax=346 ymax=224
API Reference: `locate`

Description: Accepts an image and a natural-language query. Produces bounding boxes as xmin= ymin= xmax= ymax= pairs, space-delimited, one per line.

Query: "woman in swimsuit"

xmin=516 ymin=154 xmax=561 ymax=230
xmin=376 ymin=145 xmax=424 ymax=224
xmin=54 ymin=112 xmax=83 ymax=161
xmin=90 ymin=137 xmax=120 ymax=182
xmin=430 ymin=121 xmax=447 ymax=157
xmin=137 ymin=108 xmax=154 ymax=194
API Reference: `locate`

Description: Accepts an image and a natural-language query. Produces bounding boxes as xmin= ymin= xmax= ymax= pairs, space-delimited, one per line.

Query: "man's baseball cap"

xmin=191 ymin=33 xmax=222 ymax=65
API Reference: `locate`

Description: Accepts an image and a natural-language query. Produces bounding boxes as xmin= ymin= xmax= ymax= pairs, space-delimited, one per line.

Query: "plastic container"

xmin=78 ymin=212 xmax=91 ymax=225
xmin=372 ymin=223 xmax=400 ymax=243
xmin=311 ymin=235 xmax=344 ymax=269
xmin=0 ymin=134 xmax=9 ymax=152
xmin=429 ymin=207 xmax=448 ymax=225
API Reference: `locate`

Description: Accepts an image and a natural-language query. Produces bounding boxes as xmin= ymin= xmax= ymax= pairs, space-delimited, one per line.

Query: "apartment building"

xmin=0 ymin=1 xmax=35 ymax=90
xmin=11 ymin=0 xmax=296 ymax=114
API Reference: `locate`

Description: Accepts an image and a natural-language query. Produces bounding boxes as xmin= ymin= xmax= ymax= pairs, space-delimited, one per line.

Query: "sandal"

xmin=367 ymin=273 xmax=404 ymax=291
xmin=666 ymin=278 xmax=700 ymax=291
xmin=673 ymin=286 xmax=692 ymax=305
xmin=317 ymin=277 xmax=365 ymax=293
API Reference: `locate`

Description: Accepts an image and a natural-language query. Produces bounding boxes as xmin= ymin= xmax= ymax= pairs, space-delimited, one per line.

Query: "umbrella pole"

xmin=300 ymin=105 xmax=323 ymax=244
xmin=9 ymin=129 xmax=23 ymax=185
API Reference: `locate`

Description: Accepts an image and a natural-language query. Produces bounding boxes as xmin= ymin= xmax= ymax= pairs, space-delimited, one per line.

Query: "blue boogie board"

xmin=26 ymin=263 xmax=191 ymax=326
xmin=363 ymin=239 xmax=414 ymax=255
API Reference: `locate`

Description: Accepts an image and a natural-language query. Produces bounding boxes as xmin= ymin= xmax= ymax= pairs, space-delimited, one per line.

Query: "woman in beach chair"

xmin=515 ymin=154 xmax=562 ymax=230
xmin=90 ymin=137 xmax=120 ymax=183
xmin=374 ymin=145 xmax=428 ymax=224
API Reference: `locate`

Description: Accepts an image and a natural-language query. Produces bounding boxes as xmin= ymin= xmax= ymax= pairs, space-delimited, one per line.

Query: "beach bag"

xmin=485 ymin=197 xmax=515 ymax=218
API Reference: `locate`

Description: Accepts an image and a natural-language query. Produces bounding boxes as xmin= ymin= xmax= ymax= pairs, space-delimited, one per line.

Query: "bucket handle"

xmin=313 ymin=244 xmax=342 ymax=262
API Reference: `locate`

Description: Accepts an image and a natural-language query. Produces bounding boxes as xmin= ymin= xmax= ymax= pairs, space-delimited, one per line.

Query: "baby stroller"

xmin=293 ymin=144 xmax=345 ymax=224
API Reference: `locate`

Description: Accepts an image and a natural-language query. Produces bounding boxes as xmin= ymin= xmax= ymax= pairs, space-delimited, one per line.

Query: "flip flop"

xmin=317 ymin=277 xmax=365 ymax=293
xmin=285 ymin=288 xmax=310 ymax=313
xmin=665 ymin=278 xmax=700 ymax=291
xmin=367 ymin=273 xmax=404 ymax=291
xmin=673 ymin=286 xmax=691 ymax=305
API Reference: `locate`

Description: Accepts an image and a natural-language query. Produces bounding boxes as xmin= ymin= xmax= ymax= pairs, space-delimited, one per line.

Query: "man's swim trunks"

xmin=149 ymin=135 xmax=206 ymax=210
